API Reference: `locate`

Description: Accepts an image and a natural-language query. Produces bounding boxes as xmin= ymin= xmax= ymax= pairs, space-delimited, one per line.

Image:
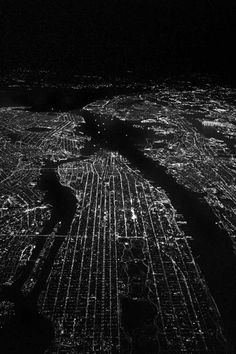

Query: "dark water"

xmin=0 ymin=160 xmax=77 ymax=353
xmin=80 ymin=110 xmax=236 ymax=350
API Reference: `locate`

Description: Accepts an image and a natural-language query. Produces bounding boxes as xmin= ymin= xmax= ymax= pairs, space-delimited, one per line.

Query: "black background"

xmin=0 ymin=0 xmax=235 ymax=79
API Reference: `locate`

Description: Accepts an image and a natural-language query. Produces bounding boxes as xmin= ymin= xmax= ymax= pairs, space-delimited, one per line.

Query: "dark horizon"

xmin=0 ymin=1 xmax=236 ymax=82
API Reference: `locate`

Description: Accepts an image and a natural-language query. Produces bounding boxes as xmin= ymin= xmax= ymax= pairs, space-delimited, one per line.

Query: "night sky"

xmin=0 ymin=1 xmax=235 ymax=79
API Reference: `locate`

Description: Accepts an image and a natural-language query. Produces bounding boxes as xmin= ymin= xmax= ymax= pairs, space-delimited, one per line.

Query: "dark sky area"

xmin=0 ymin=0 xmax=235 ymax=79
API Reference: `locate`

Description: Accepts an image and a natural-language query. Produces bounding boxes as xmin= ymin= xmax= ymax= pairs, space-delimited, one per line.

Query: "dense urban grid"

xmin=86 ymin=88 xmax=236 ymax=251
xmin=0 ymin=83 xmax=235 ymax=352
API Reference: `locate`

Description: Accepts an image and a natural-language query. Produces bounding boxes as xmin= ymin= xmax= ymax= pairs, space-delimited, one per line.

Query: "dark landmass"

xmin=0 ymin=85 xmax=147 ymax=112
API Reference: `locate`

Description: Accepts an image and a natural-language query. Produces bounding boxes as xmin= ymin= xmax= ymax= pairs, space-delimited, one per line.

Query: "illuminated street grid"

xmin=86 ymin=89 xmax=236 ymax=250
xmin=40 ymin=154 xmax=225 ymax=353
xmin=0 ymin=106 xmax=227 ymax=352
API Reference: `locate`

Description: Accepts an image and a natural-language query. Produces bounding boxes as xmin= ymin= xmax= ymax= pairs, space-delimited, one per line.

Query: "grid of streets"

xmin=0 ymin=106 xmax=228 ymax=353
